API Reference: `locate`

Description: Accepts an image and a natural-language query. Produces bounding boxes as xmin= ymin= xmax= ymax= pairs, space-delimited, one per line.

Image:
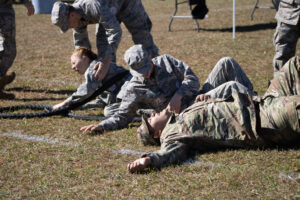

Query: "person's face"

xmin=70 ymin=54 xmax=90 ymax=74
xmin=147 ymin=109 xmax=171 ymax=138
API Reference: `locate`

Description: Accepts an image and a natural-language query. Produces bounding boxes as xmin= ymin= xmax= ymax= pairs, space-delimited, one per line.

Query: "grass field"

xmin=0 ymin=0 xmax=300 ymax=199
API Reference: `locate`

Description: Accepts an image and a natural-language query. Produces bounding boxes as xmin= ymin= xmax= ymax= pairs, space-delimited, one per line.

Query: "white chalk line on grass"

xmin=114 ymin=149 xmax=144 ymax=156
xmin=0 ymin=132 xmax=223 ymax=168
xmin=1 ymin=132 xmax=62 ymax=145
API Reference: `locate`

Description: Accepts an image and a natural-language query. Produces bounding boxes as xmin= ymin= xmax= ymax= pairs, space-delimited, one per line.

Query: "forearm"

xmin=99 ymin=113 xmax=134 ymax=131
xmin=97 ymin=10 xmax=122 ymax=59
xmin=73 ymin=28 xmax=91 ymax=50
xmin=66 ymin=87 xmax=96 ymax=105
xmin=168 ymin=56 xmax=200 ymax=97
xmin=176 ymin=72 xmax=200 ymax=98
xmin=142 ymin=143 xmax=188 ymax=169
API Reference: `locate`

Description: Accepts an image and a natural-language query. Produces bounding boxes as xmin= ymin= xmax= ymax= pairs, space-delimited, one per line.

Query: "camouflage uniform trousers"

xmin=96 ymin=0 xmax=158 ymax=61
xmin=273 ymin=21 xmax=300 ymax=72
xmin=0 ymin=6 xmax=16 ymax=78
xmin=200 ymin=57 xmax=257 ymax=99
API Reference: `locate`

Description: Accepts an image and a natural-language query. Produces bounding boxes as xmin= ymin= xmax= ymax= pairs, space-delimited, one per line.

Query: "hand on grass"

xmin=127 ymin=157 xmax=151 ymax=173
xmin=80 ymin=124 xmax=104 ymax=134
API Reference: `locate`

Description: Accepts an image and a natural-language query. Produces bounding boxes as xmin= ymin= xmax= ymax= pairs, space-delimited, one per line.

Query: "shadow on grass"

xmin=12 ymin=97 xmax=67 ymax=102
xmin=4 ymin=87 xmax=75 ymax=101
xmin=172 ymin=22 xmax=277 ymax=33
xmin=201 ymin=22 xmax=277 ymax=33
xmin=6 ymin=87 xmax=75 ymax=95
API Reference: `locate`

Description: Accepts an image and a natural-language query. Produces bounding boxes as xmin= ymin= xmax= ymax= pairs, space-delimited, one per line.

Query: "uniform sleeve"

xmin=65 ymin=68 xmax=101 ymax=105
xmin=99 ymin=85 xmax=140 ymax=130
xmin=88 ymin=2 xmax=122 ymax=59
xmin=167 ymin=55 xmax=200 ymax=98
xmin=142 ymin=141 xmax=189 ymax=169
xmin=73 ymin=26 xmax=91 ymax=50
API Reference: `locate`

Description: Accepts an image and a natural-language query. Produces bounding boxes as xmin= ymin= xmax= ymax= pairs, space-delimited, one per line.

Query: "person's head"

xmin=51 ymin=2 xmax=82 ymax=33
xmin=124 ymin=45 xmax=154 ymax=78
xmin=137 ymin=109 xmax=172 ymax=146
xmin=71 ymin=47 xmax=97 ymax=74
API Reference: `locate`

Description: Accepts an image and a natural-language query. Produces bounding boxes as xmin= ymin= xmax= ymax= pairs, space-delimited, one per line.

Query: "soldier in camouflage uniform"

xmin=273 ymin=0 xmax=300 ymax=72
xmin=0 ymin=0 xmax=34 ymax=98
xmin=52 ymin=47 xmax=131 ymax=116
xmin=51 ymin=0 xmax=158 ymax=82
xmin=80 ymin=44 xmax=200 ymax=133
xmin=80 ymin=45 xmax=256 ymax=134
xmin=127 ymin=56 xmax=300 ymax=173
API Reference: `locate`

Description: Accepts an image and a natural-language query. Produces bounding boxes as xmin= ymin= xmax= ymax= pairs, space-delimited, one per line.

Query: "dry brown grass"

xmin=0 ymin=0 xmax=299 ymax=199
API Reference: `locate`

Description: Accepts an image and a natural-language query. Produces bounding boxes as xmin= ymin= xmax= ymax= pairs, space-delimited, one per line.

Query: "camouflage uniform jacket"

xmin=72 ymin=0 xmax=129 ymax=59
xmin=142 ymin=92 xmax=265 ymax=169
xmin=99 ymin=54 xmax=200 ymax=130
xmin=275 ymin=0 xmax=300 ymax=25
xmin=65 ymin=59 xmax=131 ymax=106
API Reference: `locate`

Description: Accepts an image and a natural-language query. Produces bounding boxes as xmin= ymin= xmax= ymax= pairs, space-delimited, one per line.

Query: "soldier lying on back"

xmin=127 ymin=56 xmax=300 ymax=173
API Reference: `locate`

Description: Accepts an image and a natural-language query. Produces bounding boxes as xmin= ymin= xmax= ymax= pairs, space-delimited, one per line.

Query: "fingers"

xmin=127 ymin=157 xmax=151 ymax=173
xmin=127 ymin=159 xmax=144 ymax=173
xmin=80 ymin=124 xmax=97 ymax=132
xmin=93 ymin=62 xmax=105 ymax=81
xmin=195 ymin=94 xmax=210 ymax=102
xmin=80 ymin=125 xmax=104 ymax=134
xmin=93 ymin=62 xmax=100 ymax=70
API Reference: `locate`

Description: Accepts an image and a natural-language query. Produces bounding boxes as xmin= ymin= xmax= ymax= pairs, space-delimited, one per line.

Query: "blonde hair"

xmin=72 ymin=47 xmax=98 ymax=61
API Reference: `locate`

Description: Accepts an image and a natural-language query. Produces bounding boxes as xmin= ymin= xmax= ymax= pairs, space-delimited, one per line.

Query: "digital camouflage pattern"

xmin=200 ymin=57 xmax=255 ymax=98
xmin=0 ymin=0 xmax=31 ymax=77
xmin=100 ymin=56 xmax=258 ymax=132
xmin=64 ymin=59 xmax=131 ymax=116
xmin=273 ymin=0 xmax=300 ymax=72
xmin=99 ymin=54 xmax=200 ymax=131
xmin=71 ymin=0 xmax=158 ymax=60
xmin=142 ymin=56 xmax=300 ymax=169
